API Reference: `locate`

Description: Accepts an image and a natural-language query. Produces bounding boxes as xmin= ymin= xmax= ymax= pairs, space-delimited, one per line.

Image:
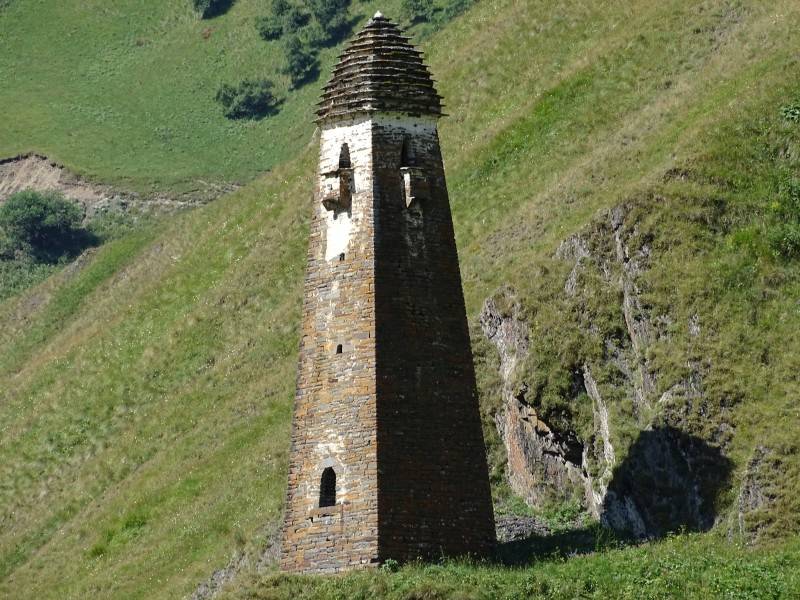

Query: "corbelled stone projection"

xmin=279 ymin=12 xmax=495 ymax=573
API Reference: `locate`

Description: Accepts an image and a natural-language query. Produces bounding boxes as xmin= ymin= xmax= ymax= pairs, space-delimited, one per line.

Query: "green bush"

xmin=283 ymin=6 xmax=310 ymax=33
xmin=401 ymin=0 xmax=435 ymax=23
xmin=300 ymin=20 xmax=328 ymax=49
xmin=191 ymin=0 xmax=235 ymax=19
xmin=215 ymin=78 xmax=281 ymax=119
xmin=0 ymin=189 xmax=95 ymax=263
xmin=307 ymin=0 xmax=351 ymax=42
xmin=768 ymin=223 xmax=800 ymax=260
xmin=271 ymin=0 xmax=290 ymax=16
xmin=0 ymin=258 xmax=57 ymax=301
xmin=282 ymin=35 xmax=319 ymax=88
xmin=781 ymin=103 xmax=800 ymax=123
xmin=0 ymin=226 xmax=15 ymax=260
xmin=254 ymin=0 xmax=297 ymax=42
xmin=767 ymin=178 xmax=800 ymax=260
xmin=255 ymin=14 xmax=284 ymax=40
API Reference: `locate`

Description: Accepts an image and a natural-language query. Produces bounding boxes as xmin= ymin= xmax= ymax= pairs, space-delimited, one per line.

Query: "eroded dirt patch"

xmin=0 ymin=154 xmax=198 ymax=217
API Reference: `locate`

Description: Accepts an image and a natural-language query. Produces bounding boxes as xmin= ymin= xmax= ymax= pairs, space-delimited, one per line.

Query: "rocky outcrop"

xmin=479 ymin=290 xmax=609 ymax=518
xmin=480 ymin=291 xmax=586 ymax=509
xmin=481 ymin=201 xmax=734 ymax=539
xmin=581 ymin=364 xmax=616 ymax=516
xmin=730 ymin=446 xmax=774 ymax=544
xmin=495 ymin=515 xmax=550 ymax=543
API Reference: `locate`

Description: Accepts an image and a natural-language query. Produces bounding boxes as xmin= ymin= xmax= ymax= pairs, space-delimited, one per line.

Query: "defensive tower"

xmin=280 ymin=12 xmax=495 ymax=573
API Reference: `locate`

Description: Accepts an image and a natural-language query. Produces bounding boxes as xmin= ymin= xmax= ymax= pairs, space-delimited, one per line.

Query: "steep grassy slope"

xmin=2 ymin=0 xmax=800 ymax=598
xmin=230 ymin=534 xmax=800 ymax=599
xmin=0 ymin=0 xmax=405 ymax=196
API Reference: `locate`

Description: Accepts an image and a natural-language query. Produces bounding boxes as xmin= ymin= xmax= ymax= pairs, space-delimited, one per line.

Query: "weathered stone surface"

xmin=482 ymin=201 xmax=734 ymax=539
xmin=730 ymin=446 xmax=775 ymax=544
xmin=495 ymin=515 xmax=550 ymax=543
xmin=479 ymin=291 xmax=590 ymax=511
xmin=316 ymin=14 xmax=443 ymax=122
xmin=280 ymin=14 xmax=494 ymax=574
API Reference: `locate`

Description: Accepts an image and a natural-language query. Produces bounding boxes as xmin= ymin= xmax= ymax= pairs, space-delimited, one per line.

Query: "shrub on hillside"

xmin=768 ymin=223 xmax=800 ymax=260
xmin=0 ymin=189 xmax=95 ymax=263
xmin=0 ymin=258 xmax=57 ymax=301
xmin=307 ymin=0 xmax=352 ymax=43
xmin=284 ymin=6 xmax=310 ymax=33
xmin=256 ymin=14 xmax=284 ymax=40
xmin=767 ymin=178 xmax=800 ymax=260
xmin=271 ymin=0 xmax=290 ymax=16
xmin=215 ymin=78 xmax=281 ymax=120
xmin=300 ymin=20 xmax=329 ymax=49
xmin=401 ymin=0 xmax=435 ymax=23
xmin=781 ymin=103 xmax=800 ymax=123
xmin=282 ymin=35 xmax=319 ymax=88
xmin=0 ymin=227 xmax=16 ymax=260
xmin=191 ymin=0 xmax=235 ymax=19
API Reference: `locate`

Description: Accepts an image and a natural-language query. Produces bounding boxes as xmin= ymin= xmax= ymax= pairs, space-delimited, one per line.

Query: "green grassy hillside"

xmin=229 ymin=534 xmax=800 ymax=599
xmin=0 ymin=0 xmax=406 ymax=196
xmin=2 ymin=0 xmax=800 ymax=598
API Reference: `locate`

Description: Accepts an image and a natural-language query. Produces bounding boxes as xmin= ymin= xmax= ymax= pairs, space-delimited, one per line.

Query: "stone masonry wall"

xmin=280 ymin=113 xmax=495 ymax=572
xmin=280 ymin=115 xmax=380 ymax=573
xmin=372 ymin=115 xmax=495 ymax=561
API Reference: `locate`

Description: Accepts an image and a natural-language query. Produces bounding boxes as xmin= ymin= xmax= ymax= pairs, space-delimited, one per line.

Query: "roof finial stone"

xmin=374 ymin=10 xmax=383 ymax=19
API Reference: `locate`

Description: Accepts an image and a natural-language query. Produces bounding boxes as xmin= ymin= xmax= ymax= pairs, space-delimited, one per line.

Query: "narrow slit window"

xmin=319 ymin=467 xmax=336 ymax=507
xmin=336 ymin=344 xmax=343 ymax=354
xmin=339 ymin=144 xmax=351 ymax=169
xmin=400 ymin=136 xmax=413 ymax=167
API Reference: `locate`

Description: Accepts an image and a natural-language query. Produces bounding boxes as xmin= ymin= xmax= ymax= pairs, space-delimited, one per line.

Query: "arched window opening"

xmin=336 ymin=344 xmax=343 ymax=354
xmin=339 ymin=144 xmax=351 ymax=169
xmin=319 ymin=467 xmax=336 ymax=507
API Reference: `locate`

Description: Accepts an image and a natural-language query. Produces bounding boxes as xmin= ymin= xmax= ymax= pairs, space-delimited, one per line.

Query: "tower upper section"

xmin=315 ymin=12 xmax=443 ymax=122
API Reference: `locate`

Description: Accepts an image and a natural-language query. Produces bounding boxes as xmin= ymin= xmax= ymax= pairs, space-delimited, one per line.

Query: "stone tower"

xmin=279 ymin=12 xmax=495 ymax=573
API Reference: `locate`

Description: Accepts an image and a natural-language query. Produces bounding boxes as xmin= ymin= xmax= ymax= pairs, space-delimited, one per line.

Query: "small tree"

xmin=401 ymin=0 xmax=434 ymax=23
xmin=271 ymin=0 xmax=290 ymax=17
xmin=256 ymin=14 xmax=284 ymax=40
xmin=0 ymin=190 xmax=93 ymax=262
xmin=307 ymin=0 xmax=351 ymax=42
xmin=215 ymin=78 xmax=281 ymax=119
xmin=282 ymin=35 xmax=319 ymax=88
xmin=283 ymin=6 xmax=310 ymax=33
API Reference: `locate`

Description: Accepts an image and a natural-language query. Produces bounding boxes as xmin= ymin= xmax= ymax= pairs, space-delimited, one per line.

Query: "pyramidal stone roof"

xmin=315 ymin=12 xmax=443 ymax=122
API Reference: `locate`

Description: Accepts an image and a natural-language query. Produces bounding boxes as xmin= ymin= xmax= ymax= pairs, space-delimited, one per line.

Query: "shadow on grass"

xmin=496 ymin=426 xmax=734 ymax=565
xmin=201 ymin=0 xmax=236 ymax=19
xmin=290 ymin=63 xmax=321 ymax=90
xmin=318 ymin=15 xmax=361 ymax=48
xmin=226 ymin=97 xmax=286 ymax=121
xmin=29 ymin=228 xmax=100 ymax=265
xmin=496 ymin=525 xmax=617 ymax=566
